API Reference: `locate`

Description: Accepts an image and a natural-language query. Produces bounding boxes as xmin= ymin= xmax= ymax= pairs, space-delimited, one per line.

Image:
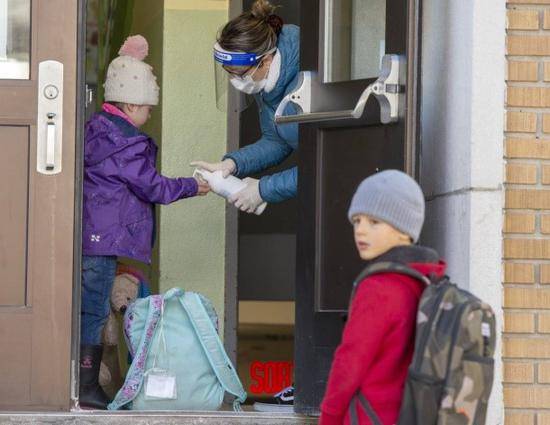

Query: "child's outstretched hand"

xmin=195 ymin=178 xmax=211 ymax=196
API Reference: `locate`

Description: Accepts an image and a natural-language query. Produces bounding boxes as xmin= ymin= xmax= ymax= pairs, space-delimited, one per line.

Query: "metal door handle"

xmin=274 ymin=54 xmax=403 ymax=125
xmin=274 ymin=71 xmax=313 ymax=119
xmin=46 ymin=113 xmax=56 ymax=170
xmin=37 ymin=60 xmax=63 ymax=175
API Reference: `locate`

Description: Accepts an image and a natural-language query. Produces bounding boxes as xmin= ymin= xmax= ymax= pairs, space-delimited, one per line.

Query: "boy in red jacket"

xmin=320 ymin=170 xmax=446 ymax=425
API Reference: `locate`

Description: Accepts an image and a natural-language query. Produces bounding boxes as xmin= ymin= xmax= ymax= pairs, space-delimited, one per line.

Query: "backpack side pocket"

xmin=456 ymin=354 xmax=494 ymax=425
xmin=397 ymin=371 xmax=444 ymax=425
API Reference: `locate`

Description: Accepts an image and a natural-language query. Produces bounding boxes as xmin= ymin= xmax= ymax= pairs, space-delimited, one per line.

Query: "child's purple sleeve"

xmin=117 ymin=141 xmax=198 ymax=204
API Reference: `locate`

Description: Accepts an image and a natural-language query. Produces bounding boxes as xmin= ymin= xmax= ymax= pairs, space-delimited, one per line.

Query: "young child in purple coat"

xmin=79 ymin=35 xmax=209 ymax=409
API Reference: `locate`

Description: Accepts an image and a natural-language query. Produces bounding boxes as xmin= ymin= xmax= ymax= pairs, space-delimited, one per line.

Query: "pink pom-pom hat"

xmin=104 ymin=34 xmax=159 ymax=105
xmin=118 ymin=35 xmax=149 ymax=61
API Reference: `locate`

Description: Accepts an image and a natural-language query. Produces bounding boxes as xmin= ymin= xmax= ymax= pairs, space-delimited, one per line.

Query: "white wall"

xmin=420 ymin=0 xmax=505 ymax=423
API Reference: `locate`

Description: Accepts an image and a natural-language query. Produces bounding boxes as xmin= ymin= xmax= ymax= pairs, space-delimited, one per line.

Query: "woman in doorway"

xmin=192 ymin=0 xmax=299 ymax=216
xmin=191 ymin=0 xmax=298 ymax=413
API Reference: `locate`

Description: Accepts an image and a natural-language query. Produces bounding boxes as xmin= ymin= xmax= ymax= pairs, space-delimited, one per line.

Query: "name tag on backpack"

xmin=144 ymin=368 xmax=177 ymax=400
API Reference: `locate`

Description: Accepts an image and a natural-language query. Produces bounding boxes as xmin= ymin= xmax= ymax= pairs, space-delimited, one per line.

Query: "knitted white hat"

xmin=104 ymin=35 xmax=160 ymax=106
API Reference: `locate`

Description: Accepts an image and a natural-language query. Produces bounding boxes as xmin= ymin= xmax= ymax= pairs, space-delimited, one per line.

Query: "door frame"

xmin=405 ymin=0 xmax=422 ymax=180
xmin=224 ymin=0 xmax=243 ymax=367
xmin=70 ymin=0 xmax=87 ymax=407
xmin=70 ymin=0 xmax=422 ymax=408
xmin=71 ymin=0 xmax=244 ymax=399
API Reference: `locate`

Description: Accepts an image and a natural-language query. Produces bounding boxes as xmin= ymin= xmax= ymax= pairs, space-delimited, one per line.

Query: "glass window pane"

xmin=0 ymin=0 xmax=31 ymax=80
xmin=324 ymin=0 xmax=386 ymax=83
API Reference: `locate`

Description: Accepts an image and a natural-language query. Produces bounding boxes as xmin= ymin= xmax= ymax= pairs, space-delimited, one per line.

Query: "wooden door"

xmin=286 ymin=0 xmax=421 ymax=414
xmin=0 ymin=0 xmax=78 ymax=410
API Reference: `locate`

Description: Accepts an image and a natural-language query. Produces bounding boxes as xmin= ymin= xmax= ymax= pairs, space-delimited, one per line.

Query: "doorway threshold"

xmin=0 ymin=410 xmax=318 ymax=424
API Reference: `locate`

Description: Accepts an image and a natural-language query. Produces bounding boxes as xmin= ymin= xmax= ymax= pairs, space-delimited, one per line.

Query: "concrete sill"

xmin=0 ymin=411 xmax=318 ymax=424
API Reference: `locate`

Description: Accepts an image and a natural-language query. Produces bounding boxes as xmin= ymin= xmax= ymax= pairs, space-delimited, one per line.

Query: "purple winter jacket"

xmin=82 ymin=111 xmax=198 ymax=263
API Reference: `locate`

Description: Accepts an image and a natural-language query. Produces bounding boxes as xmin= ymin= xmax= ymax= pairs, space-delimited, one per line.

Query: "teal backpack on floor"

xmin=108 ymin=287 xmax=247 ymax=411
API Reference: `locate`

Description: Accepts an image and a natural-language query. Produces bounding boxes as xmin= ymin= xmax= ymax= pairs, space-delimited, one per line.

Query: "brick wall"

xmin=506 ymin=1 xmax=550 ymax=423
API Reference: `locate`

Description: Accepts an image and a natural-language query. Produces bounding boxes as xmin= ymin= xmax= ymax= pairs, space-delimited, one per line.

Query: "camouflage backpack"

xmin=348 ymin=262 xmax=496 ymax=425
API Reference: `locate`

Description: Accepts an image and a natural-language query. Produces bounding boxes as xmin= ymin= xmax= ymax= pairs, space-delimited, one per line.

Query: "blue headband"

xmin=213 ymin=42 xmax=275 ymax=67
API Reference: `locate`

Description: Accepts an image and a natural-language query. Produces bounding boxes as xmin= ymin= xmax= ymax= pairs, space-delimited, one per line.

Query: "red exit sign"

xmin=249 ymin=361 xmax=294 ymax=395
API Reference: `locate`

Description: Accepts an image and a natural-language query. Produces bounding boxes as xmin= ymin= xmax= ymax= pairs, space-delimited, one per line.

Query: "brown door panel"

xmin=0 ymin=0 xmax=77 ymax=410
xmin=0 ymin=126 xmax=29 ymax=306
xmin=0 ymin=314 xmax=32 ymax=404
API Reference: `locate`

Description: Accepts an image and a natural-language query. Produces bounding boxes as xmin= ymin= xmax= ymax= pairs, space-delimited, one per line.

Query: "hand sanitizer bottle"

xmin=193 ymin=168 xmax=267 ymax=215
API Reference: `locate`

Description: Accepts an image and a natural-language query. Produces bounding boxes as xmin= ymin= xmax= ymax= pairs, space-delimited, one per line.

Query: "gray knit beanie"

xmin=348 ymin=170 xmax=425 ymax=242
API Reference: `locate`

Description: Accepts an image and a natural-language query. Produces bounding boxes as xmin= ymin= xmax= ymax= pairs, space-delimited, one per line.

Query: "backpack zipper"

xmin=442 ymin=302 xmax=470 ymax=389
xmin=413 ymin=284 xmax=449 ymax=371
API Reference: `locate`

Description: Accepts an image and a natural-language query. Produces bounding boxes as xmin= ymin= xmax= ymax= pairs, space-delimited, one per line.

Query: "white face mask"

xmin=230 ymin=74 xmax=267 ymax=94
xmin=263 ymin=49 xmax=281 ymax=93
xmin=230 ymin=60 xmax=268 ymax=94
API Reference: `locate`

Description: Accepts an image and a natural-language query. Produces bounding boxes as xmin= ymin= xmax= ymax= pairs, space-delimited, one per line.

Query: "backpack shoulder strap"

xmin=347 ymin=263 xmax=432 ymax=423
xmin=353 ymin=261 xmax=431 ymax=287
xmin=350 ymin=392 xmax=383 ymax=425
xmin=108 ymin=295 xmax=164 ymax=410
xmin=349 ymin=261 xmax=431 ymax=309
xmin=179 ymin=292 xmax=247 ymax=411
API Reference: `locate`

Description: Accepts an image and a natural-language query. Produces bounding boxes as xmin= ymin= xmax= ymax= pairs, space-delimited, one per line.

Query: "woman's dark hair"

xmin=217 ymin=0 xmax=284 ymax=55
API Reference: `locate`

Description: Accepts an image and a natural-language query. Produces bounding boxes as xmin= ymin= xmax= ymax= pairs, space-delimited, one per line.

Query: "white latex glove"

xmin=190 ymin=158 xmax=236 ymax=178
xmin=228 ymin=177 xmax=264 ymax=214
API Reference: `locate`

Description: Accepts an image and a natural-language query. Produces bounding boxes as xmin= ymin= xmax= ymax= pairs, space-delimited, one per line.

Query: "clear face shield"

xmin=213 ymin=43 xmax=269 ymax=112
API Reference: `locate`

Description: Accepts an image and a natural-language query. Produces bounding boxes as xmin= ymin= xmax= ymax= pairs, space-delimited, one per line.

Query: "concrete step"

xmin=0 ymin=411 xmax=318 ymax=424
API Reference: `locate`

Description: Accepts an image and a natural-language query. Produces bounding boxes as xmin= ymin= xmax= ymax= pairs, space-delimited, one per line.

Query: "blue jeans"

xmin=81 ymin=255 xmax=117 ymax=345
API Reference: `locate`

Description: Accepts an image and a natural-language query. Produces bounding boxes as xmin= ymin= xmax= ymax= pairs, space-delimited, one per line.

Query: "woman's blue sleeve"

xmin=223 ymin=134 xmax=293 ymax=178
xmin=223 ymin=96 xmax=297 ymax=177
xmin=258 ymin=166 xmax=297 ymax=203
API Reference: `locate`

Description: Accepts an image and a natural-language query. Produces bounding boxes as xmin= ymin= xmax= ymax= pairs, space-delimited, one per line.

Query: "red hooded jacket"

xmin=320 ymin=246 xmax=446 ymax=425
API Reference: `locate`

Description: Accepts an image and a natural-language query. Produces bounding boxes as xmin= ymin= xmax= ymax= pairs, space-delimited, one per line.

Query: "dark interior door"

xmin=292 ymin=0 xmax=421 ymax=414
